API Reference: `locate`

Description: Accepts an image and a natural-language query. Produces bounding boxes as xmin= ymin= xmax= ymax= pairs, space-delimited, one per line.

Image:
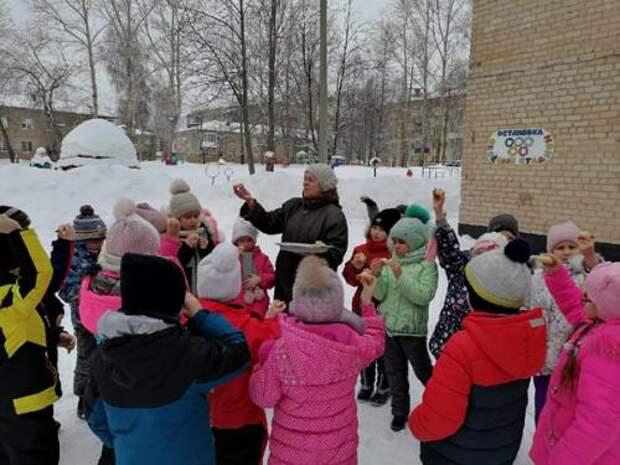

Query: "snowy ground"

xmin=0 ymin=162 xmax=535 ymax=464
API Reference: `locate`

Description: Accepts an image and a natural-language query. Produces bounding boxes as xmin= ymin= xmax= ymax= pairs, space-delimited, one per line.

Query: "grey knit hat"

xmin=305 ymin=164 xmax=338 ymax=192
xmin=232 ymin=217 xmax=258 ymax=244
xmin=465 ymin=238 xmax=532 ymax=311
xmin=289 ymin=256 xmax=365 ymax=334
xmin=169 ymin=178 xmax=202 ymax=218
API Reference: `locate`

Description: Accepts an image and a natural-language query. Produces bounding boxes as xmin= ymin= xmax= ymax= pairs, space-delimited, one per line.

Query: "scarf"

xmin=390 ymin=244 xmax=427 ymax=265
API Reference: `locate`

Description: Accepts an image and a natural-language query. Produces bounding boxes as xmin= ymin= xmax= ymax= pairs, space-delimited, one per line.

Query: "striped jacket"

xmin=0 ymin=228 xmax=57 ymax=415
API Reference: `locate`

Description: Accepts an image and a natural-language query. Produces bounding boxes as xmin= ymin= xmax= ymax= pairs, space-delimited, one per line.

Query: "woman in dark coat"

xmin=233 ymin=164 xmax=348 ymax=303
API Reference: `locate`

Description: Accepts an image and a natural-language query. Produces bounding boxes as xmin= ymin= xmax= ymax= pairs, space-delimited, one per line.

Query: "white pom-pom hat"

xmin=169 ymin=178 xmax=202 ymax=218
xmin=100 ymin=198 xmax=161 ymax=273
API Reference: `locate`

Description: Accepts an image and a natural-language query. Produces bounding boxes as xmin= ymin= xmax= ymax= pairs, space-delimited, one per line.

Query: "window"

xmin=21 ymin=141 xmax=33 ymax=152
xmin=0 ymin=117 xmax=7 ymax=128
xmin=22 ymin=118 xmax=33 ymax=130
xmin=0 ymin=139 xmax=7 ymax=151
xmin=206 ymin=133 xmax=217 ymax=143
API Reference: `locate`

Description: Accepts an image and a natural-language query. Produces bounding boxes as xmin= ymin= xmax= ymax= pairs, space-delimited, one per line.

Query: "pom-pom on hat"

xmin=465 ymin=238 xmax=532 ymax=313
xmin=169 ymin=178 xmax=202 ymax=219
xmin=73 ymin=205 xmax=107 ymax=241
xmin=585 ymin=262 xmax=620 ymax=322
xmin=197 ymin=243 xmax=242 ymax=303
xmin=135 ymin=202 xmax=167 ymax=234
xmin=289 ymin=256 xmax=365 ymax=334
xmin=99 ymin=199 xmax=161 ymax=273
xmin=389 ymin=204 xmax=432 ymax=253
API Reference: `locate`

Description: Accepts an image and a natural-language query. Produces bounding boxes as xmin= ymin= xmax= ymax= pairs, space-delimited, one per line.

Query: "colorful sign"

xmin=487 ymin=128 xmax=555 ymax=165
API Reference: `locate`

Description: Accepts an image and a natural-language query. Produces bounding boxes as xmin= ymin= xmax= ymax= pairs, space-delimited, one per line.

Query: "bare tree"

xmin=431 ymin=0 xmax=469 ymax=163
xmin=101 ymin=0 xmax=154 ymax=140
xmin=0 ymin=2 xmax=18 ymax=162
xmin=33 ymin=0 xmax=105 ymax=115
xmin=5 ymin=31 xmax=75 ymax=153
xmin=141 ymin=0 xmax=192 ymax=150
xmin=184 ymin=0 xmax=256 ymax=174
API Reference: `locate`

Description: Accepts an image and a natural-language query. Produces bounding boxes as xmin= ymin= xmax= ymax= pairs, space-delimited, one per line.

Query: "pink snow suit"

xmin=530 ymin=266 xmax=620 ymax=465
xmin=237 ymin=246 xmax=275 ymax=317
xmin=249 ymin=303 xmax=385 ymax=465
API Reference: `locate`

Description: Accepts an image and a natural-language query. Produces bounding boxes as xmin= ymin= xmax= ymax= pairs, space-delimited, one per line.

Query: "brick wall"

xmin=460 ymin=0 xmax=620 ymax=255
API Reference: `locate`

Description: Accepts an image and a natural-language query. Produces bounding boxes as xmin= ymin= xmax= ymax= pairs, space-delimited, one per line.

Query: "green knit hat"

xmin=389 ymin=218 xmax=430 ymax=252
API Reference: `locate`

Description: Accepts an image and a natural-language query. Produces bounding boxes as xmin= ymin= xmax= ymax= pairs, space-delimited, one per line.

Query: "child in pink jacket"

xmin=530 ymin=252 xmax=620 ymax=465
xmin=232 ymin=217 xmax=275 ymax=317
xmin=249 ymin=256 xmax=385 ymax=465
xmin=80 ymin=199 xmax=161 ymax=335
xmin=159 ymin=179 xmax=221 ymax=293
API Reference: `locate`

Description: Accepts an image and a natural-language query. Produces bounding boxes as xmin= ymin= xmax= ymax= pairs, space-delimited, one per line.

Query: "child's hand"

xmin=432 ymin=188 xmax=446 ymax=220
xmin=56 ymin=224 xmax=75 ymax=241
xmin=182 ymin=292 xmax=202 ymax=317
xmin=0 ymin=214 xmax=22 ymax=234
xmin=359 ymin=272 xmax=378 ymax=304
xmin=388 ymin=261 xmax=402 ymax=278
xmin=198 ymin=235 xmax=209 ymax=250
xmin=166 ymin=218 xmax=180 ymax=238
xmin=538 ymin=253 xmax=562 ymax=273
xmin=266 ymin=300 xmax=286 ymax=319
xmin=243 ymin=274 xmax=262 ymax=290
xmin=370 ymin=258 xmax=385 ymax=276
xmin=58 ymin=332 xmax=76 ymax=353
xmin=577 ymin=231 xmax=598 ymax=269
xmin=352 ymin=253 xmax=367 ymax=270
xmin=185 ymin=233 xmax=200 ymax=248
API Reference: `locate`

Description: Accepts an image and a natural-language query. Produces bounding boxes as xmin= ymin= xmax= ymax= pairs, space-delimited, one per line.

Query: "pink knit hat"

xmin=100 ymin=199 xmax=161 ymax=273
xmin=135 ymin=202 xmax=167 ymax=233
xmin=546 ymin=221 xmax=580 ymax=253
xmin=585 ymin=262 xmax=620 ymax=322
xmin=289 ymin=256 xmax=366 ymax=334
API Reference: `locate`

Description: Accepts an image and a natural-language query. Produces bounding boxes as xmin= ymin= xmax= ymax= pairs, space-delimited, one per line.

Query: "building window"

xmin=22 ymin=119 xmax=33 ymax=130
xmin=206 ymin=133 xmax=217 ymax=143
xmin=0 ymin=139 xmax=7 ymax=151
xmin=0 ymin=117 xmax=7 ymax=128
xmin=21 ymin=141 xmax=33 ymax=152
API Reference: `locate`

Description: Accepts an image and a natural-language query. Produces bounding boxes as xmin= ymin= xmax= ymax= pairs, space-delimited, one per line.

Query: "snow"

xmin=0 ymin=162 xmax=535 ymax=465
xmin=57 ymin=119 xmax=138 ymax=168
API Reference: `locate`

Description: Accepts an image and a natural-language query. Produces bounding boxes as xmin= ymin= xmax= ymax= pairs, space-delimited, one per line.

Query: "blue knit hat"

xmin=73 ymin=205 xmax=107 ymax=241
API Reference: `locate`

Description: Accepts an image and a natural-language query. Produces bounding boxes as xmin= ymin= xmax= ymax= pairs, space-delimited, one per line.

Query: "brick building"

xmin=0 ymin=106 xmax=158 ymax=161
xmin=459 ymin=0 xmax=620 ymax=260
xmin=385 ymin=92 xmax=465 ymax=166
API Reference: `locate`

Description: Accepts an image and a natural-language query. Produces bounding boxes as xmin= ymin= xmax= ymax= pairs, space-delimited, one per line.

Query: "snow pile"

xmin=58 ymin=119 xmax=138 ymax=169
xmin=0 ymin=162 xmax=534 ymax=465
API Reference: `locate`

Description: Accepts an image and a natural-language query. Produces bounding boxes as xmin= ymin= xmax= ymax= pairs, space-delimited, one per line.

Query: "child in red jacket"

xmin=197 ymin=243 xmax=282 ymax=465
xmin=232 ymin=218 xmax=275 ymax=318
xmin=343 ymin=208 xmax=401 ymax=406
xmin=410 ymin=238 xmax=546 ymax=465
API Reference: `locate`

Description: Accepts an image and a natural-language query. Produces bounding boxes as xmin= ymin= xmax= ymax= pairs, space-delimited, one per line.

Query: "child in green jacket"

xmin=372 ymin=205 xmax=438 ymax=432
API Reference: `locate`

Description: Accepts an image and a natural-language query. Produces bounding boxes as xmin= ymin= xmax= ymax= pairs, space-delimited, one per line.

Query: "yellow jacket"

xmin=0 ymin=228 xmax=58 ymax=415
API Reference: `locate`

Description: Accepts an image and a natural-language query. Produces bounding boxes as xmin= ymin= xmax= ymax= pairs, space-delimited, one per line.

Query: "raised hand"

xmin=233 ymin=183 xmax=254 ymax=203
xmin=432 ymin=188 xmax=446 ymax=220
xmin=538 ymin=253 xmax=562 ymax=273
xmin=359 ymin=272 xmax=378 ymax=304
xmin=182 ymin=292 xmax=202 ymax=318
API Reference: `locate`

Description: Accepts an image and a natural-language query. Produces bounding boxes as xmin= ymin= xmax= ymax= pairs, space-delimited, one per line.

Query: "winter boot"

xmin=390 ymin=415 xmax=407 ymax=432
xmin=370 ymin=389 xmax=390 ymax=407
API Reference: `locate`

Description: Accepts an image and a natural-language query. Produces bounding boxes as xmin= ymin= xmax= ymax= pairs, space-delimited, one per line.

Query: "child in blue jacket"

xmin=87 ymin=253 xmax=250 ymax=465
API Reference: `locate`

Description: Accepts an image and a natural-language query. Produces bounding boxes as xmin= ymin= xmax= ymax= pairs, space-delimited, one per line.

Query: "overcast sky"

xmin=5 ymin=0 xmax=390 ymax=114
xmin=7 ymin=0 xmax=389 ymax=24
